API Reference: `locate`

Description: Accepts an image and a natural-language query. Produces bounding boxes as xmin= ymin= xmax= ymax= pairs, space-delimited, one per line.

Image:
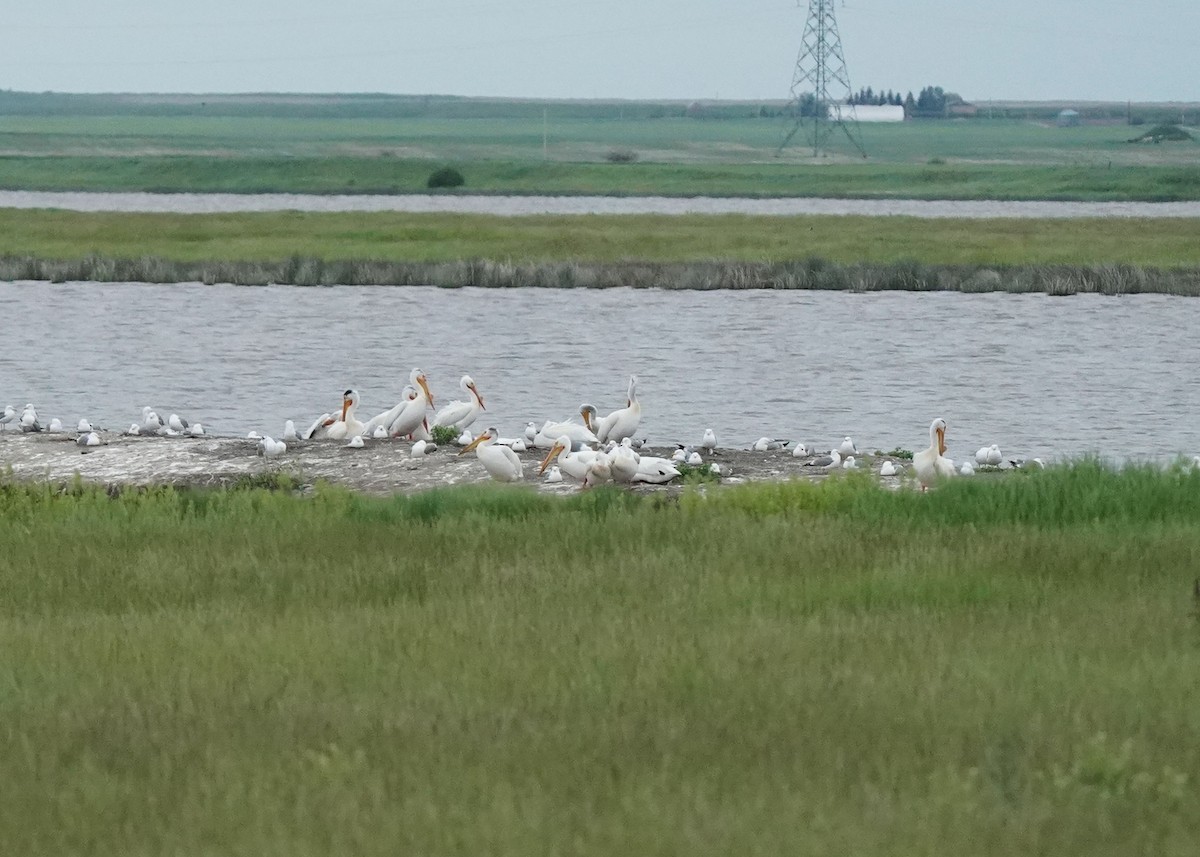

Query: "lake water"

xmin=3 ymin=190 xmax=1200 ymax=218
xmin=2 ymin=281 xmax=1197 ymax=462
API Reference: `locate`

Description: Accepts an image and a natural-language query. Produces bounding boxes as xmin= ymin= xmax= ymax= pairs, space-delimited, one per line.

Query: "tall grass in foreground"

xmin=1 ymin=463 xmax=1198 ymax=855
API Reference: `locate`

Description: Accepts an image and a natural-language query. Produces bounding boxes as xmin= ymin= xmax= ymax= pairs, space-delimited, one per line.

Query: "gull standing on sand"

xmin=20 ymin=404 xmax=42 ymax=432
xmin=282 ymin=420 xmax=298 ymax=442
xmin=0 ymin=405 xmax=17 ymax=431
xmin=837 ymin=437 xmax=858 ymax=457
xmin=702 ymin=428 xmax=717 ymax=451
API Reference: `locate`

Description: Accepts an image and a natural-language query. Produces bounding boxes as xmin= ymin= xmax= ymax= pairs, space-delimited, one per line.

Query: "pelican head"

xmin=931 ymin=418 xmax=948 ymax=455
xmin=463 ymin=375 xmax=485 ymax=409
xmin=579 ymin=404 xmax=598 ymax=432
xmin=411 ymin=370 xmax=434 ymax=409
xmin=539 ymin=437 xmax=568 ymax=474
xmin=341 ymin=389 xmax=359 ymax=419
xmin=459 ymin=426 xmax=497 ymax=456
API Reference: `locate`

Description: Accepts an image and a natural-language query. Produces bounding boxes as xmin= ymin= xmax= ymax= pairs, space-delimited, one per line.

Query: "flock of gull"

xmin=2 ymin=370 xmax=1037 ymax=491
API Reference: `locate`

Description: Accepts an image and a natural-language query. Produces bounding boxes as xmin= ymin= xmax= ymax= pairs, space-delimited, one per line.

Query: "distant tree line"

xmin=846 ymin=87 xmax=904 ymax=107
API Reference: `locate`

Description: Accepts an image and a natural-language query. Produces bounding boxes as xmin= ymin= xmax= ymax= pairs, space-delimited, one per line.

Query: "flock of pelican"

xmin=4 ymin=371 xmax=1029 ymax=491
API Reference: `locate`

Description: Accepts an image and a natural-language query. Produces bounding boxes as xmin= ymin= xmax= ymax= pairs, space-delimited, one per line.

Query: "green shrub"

xmin=426 ymin=166 xmax=465 ymax=188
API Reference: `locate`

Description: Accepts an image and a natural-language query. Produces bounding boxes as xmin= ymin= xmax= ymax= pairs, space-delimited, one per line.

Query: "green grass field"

xmin=0 ymin=95 xmax=1197 ymax=199
xmin=2 ymin=209 xmax=1198 ymax=267
xmin=1 ymin=464 xmax=1198 ymax=855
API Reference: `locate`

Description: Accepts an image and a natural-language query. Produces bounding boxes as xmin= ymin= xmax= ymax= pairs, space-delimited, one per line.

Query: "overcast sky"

xmin=2 ymin=1 xmax=1195 ymax=102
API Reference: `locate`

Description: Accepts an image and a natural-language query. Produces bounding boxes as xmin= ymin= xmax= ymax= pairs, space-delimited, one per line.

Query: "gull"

xmin=257 ymin=436 xmax=286 ymax=458
xmin=751 ymin=437 xmax=789 ymax=451
xmin=837 ymin=436 xmax=858 ymax=457
xmin=880 ymin=460 xmax=898 ymax=477
xmin=805 ymin=450 xmax=842 ymax=469
xmin=687 ymin=451 xmax=703 ymax=466
xmin=510 ymin=439 xmax=527 ymax=453
xmin=0 ymin=405 xmax=17 ymax=431
xmin=960 ymin=461 xmax=975 ymax=476
xmin=986 ymin=444 xmax=1002 ymax=466
xmin=345 ymin=435 xmax=365 ymax=449
xmin=247 ymin=431 xmax=262 ymax=439
xmin=544 ymin=465 xmax=564 ymax=484
xmin=126 ymin=423 xmax=141 ymax=436
xmin=140 ymin=406 xmax=165 ymax=435
xmin=76 ymin=431 xmax=101 ymax=447
xmin=701 ymin=428 xmax=717 ymax=451
xmin=842 ymin=455 xmax=859 ymax=470
xmin=371 ymin=425 xmax=387 ymax=439
xmin=20 ymin=404 xmax=42 ymax=432
xmin=282 ymin=420 xmax=299 ymax=442
xmin=48 ymin=418 xmax=64 ymax=433
xmin=168 ymin=413 xmax=189 ymax=433
xmin=792 ymin=443 xmax=814 ymax=458
xmin=523 ymin=422 xmax=538 ymax=445
xmin=411 ymin=439 xmax=432 ymax=458
xmin=975 ymin=446 xmax=990 ymax=465
xmin=77 ymin=418 xmax=93 ymax=433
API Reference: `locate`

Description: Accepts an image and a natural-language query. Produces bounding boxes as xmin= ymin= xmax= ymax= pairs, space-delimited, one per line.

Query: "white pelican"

xmin=880 ymin=460 xmax=898 ymax=477
xmin=590 ymin=375 xmax=642 ymax=444
xmin=544 ymin=465 xmax=564 ymax=484
xmin=460 ymin=426 xmax=523 ymax=482
xmin=411 ymin=417 xmax=433 ymax=443
xmin=282 ymin=420 xmax=298 ymax=442
xmin=986 ymin=444 xmax=1002 ymax=466
xmin=538 ymin=435 xmax=599 ymax=481
xmin=913 ymin=418 xmax=956 ymax=491
xmin=838 ymin=437 xmax=858 ymax=457
xmin=0 ymin=405 xmax=16 ymax=431
xmin=76 ymin=431 xmax=101 ymax=447
xmin=631 ymin=447 xmax=682 ymax=484
xmin=433 ymin=375 xmax=485 ymax=430
xmin=302 ymin=413 xmax=332 ymax=440
xmin=366 ymin=370 xmax=434 ymax=439
xmin=702 ymin=428 xmax=717 ymax=451
xmin=533 ymin=420 xmax=597 ymax=450
xmin=324 ymin=389 xmax=366 ymax=440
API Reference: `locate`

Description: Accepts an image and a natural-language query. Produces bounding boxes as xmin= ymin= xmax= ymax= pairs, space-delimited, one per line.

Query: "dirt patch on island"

xmin=0 ymin=432 xmax=910 ymax=495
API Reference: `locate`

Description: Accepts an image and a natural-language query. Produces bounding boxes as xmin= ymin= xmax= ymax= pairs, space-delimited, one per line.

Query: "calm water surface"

xmin=3 ymin=190 xmax=1200 ymax=218
xmin=2 ymin=282 xmax=1197 ymax=461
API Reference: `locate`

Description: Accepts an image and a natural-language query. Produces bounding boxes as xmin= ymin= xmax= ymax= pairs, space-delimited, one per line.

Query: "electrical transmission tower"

xmin=779 ymin=0 xmax=867 ymax=158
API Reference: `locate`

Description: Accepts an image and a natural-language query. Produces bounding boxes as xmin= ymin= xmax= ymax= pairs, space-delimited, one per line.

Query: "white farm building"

xmin=830 ymin=104 xmax=906 ymax=123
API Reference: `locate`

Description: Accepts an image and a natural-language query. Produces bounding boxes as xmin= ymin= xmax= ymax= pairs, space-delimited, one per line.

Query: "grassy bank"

xmin=2 ymin=155 xmax=1200 ymax=200
xmin=1 ymin=464 xmax=1198 ymax=855
xmin=2 ymin=209 xmax=1199 ymax=293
